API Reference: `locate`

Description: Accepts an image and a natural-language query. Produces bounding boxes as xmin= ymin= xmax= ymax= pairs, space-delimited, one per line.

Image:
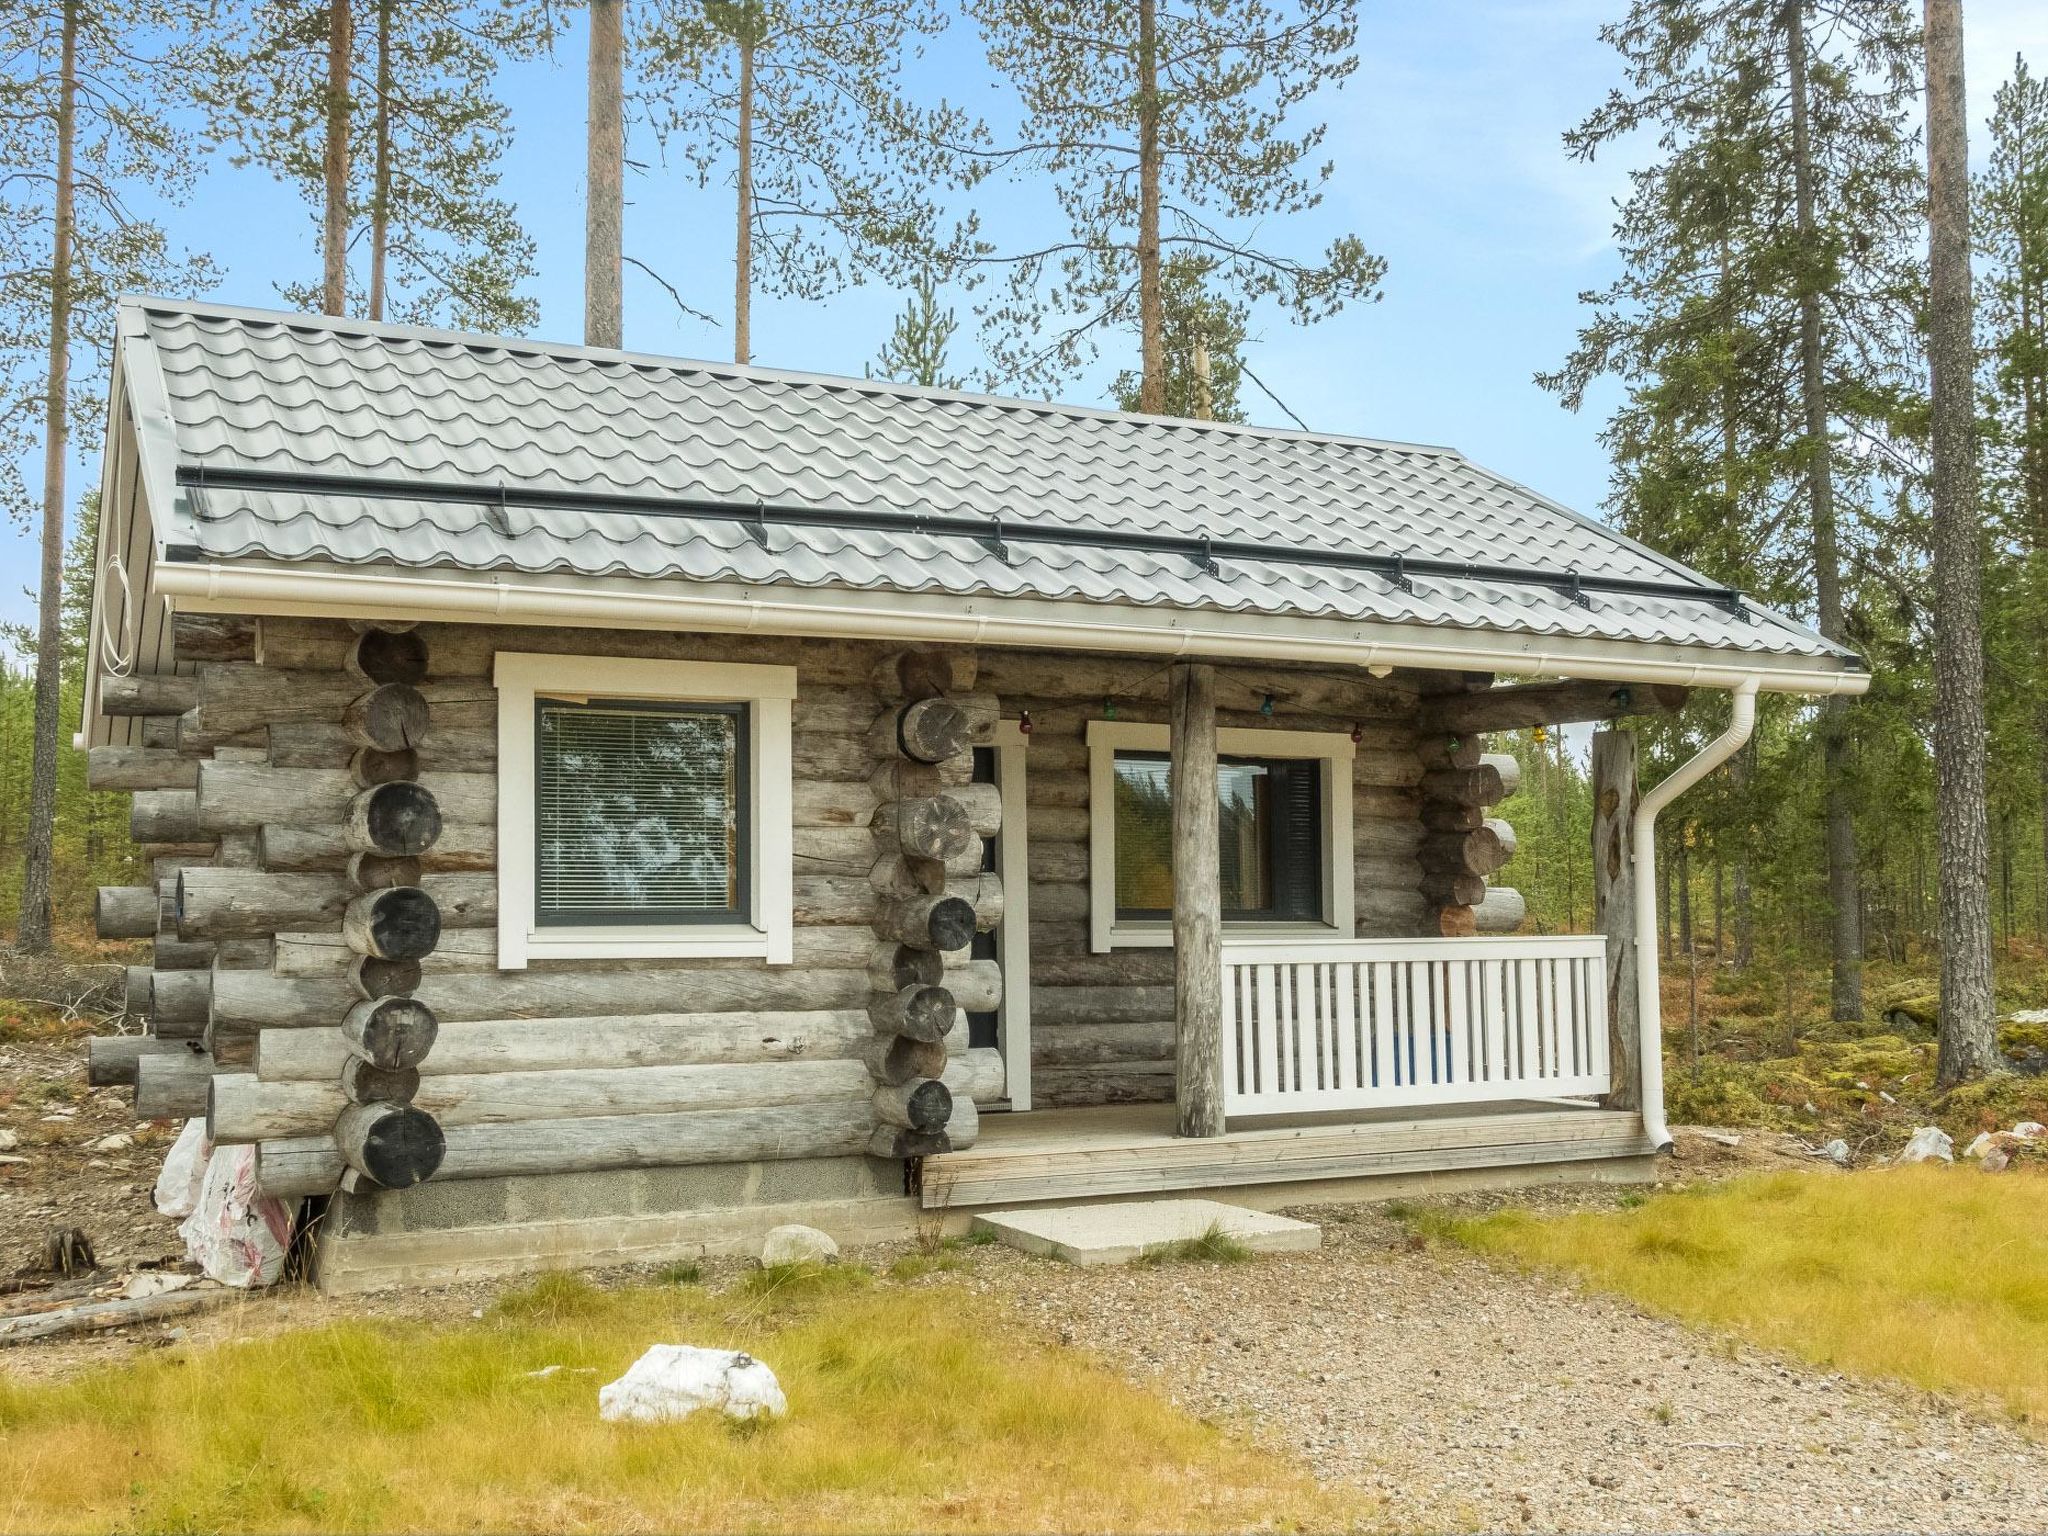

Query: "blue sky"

xmin=3 ymin=0 xmax=2041 ymax=640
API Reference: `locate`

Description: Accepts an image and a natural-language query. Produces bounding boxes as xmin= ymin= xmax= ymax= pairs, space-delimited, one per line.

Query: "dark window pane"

xmin=1112 ymin=751 xmax=1322 ymax=923
xmin=535 ymin=700 xmax=746 ymax=924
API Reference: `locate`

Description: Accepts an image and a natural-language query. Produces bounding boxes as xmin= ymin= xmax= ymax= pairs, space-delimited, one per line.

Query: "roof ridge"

xmin=124 ymin=293 xmax=1466 ymax=460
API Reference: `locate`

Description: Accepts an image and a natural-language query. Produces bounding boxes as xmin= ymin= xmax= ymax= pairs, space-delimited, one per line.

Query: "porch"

xmin=933 ymin=932 xmax=1651 ymax=1208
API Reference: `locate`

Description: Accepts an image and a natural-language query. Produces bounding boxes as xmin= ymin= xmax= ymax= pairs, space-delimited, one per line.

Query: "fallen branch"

xmin=0 ymin=1285 xmax=239 ymax=1346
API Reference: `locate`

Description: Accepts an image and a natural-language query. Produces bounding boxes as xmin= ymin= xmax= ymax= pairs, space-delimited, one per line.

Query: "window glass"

xmin=1112 ymin=751 xmax=1321 ymax=922
xmin=535 ymin=699 xmax=745 ymax=924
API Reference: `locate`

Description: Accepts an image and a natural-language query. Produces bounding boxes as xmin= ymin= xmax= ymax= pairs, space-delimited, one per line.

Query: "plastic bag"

xmin=178 ymin=1143 xmax=295 ymax=1288
xmin=152 ymin=1118 xmax=211 ymax=1218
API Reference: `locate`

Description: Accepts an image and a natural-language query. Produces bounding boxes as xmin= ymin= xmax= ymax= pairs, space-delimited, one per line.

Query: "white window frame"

xmin=494 ymin=652 xmax=796 ymax=968
xmin=1086 ymin=719 xmax=1356 ymax=954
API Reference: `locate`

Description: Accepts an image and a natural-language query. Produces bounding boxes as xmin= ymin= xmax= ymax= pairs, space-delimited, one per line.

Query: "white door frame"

xmin=993 ymin=719 xmax=1031 ymax=1111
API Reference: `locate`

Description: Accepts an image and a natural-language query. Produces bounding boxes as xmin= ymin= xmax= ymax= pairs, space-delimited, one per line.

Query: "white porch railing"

xmin=1219 ymin=936 xmax=1611 ymax=1117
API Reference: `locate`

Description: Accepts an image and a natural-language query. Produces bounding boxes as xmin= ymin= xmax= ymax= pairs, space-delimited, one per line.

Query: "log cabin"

xmin=77 ymin=298 xmax=1868 ymax=1289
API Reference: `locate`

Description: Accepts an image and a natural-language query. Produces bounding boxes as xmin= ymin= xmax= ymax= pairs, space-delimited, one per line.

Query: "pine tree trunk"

xmin=368 ymin=0 xmax=390 ymax=321
xmin=1135 ymin=0 xmax=1164 ymax=413
xmin=583 ymin=0 xmax=624 ymax=349
xmin=734 ymin=32 xmax=755 ymax=366
xmin=322 ymin=0 xmax=352 ymax=316
xmin=15 ymin=0 xmax=78 ymax=956
xmin=1926 ymin=0 xmax=1998 ymax=1084
xmin=1785 ymin=1 xmax=1861 ymax=1020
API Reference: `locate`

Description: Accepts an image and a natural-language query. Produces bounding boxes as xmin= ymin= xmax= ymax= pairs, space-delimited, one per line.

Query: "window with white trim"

xmin=495 ymin=654 xmax=796 ymax=967
xmin=1087 ymin=720 xmax=1355 ymax=952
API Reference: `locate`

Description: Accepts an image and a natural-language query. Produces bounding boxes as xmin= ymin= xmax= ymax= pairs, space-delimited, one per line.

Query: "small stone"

xmin=760 ymin=1223 xmax=838 ymax=1267
xmin=0 ymin=1129 xmax=17 ymax=1152
xmin=2011 ymin=1121 xmax=2045 ymax=1143
xmin=93 ymin=1133 xmax=135 ymax=1153
xmin=1814 ymin=1139 xmax=1851 ymax=1166
xmin=1962 ymin=1133 xmax=1992 ymax=1159
xmin=1980 ymin=1148 xmax=2011 ymax=1175
xmin=1896 ymin=1126 xmax=1953 ymax=1165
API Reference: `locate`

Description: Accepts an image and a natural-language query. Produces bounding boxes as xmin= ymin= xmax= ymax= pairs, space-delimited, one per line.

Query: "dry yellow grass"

xmin=1424 ymin=1166 xmax=2048 ymax=1435
xmin=0 ymin=1266 xmax=1366 ymax=1534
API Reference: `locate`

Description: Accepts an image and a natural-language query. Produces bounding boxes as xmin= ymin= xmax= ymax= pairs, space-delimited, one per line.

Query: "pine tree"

xmin=965 ymin=0 xmax=1383 ymax=402
xmin=871 ymin=274 xmax=962 ymax=390
xmin=1544 ymin=0 xmax=1925 ymax=1016
xmin=0 ymin=1 xmax=213 ymax=952
xmin=640 ymin=0 xmax=976 ymax=365
xmin=1113 ymin=254 xmax=1248 ymax=422
xmin=586 ymin=0 xmax=624 ymax=347
xmin=199 ymin=0 xmax=548 ymax=330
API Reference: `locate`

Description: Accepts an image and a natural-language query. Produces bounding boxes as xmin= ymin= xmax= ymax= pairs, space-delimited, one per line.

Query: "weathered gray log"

xmin=269 ymin=721 xmax=494 ymax=772
xmin=866 ymin=853 xmax=943 ymax=903
xmin=350 ymin=746 xmax=419 ymax=787
xmin=124 ymin=964 xmax=152 ymax=1018
xmin=862 ymin=1034 xmax=946 ymax=1086
xmin=340 ymin=1056 xmax=421 ymax=1105
xmin=1170 ymin=660 xmax=1225 ymax=1138
xmin=245 ymin=1058 xmax=875 ymax=1134
xmin=172 ymin=614 xmax=257 ymax=662
xmin=136 ymin=1050 xmax=215 ymax=1118
xmin=87 ymin=1034 xmax=196 ymax=1087
xmin=345 ymin=782 xmax=443 ymax=857
xmin=341 ymin=995 xmax=439 ymax=1070
xmin=1032 ymin=1019 xmax=1174 ymax=1066
xmin=1473 ymin=885 xmax=1527 ymax=934
xmin=1420 ymin=822 xmax=1516 ymax=878
xmin=1420 ymin=761 xmax=1515 ymax=807
xmin=336 ymin=1101 xmax=444 ymax=1188
xmin=95 ymin=886 xmax=159 ymax=939
xmin=1421 ymin=869 xmax=1487 ymax=907
xmin=87 ymin=747 xmax=198 ymax=791
xmin=868 ymin=983 xmax=957 ymax=1043
xmin=154 ymin=930 xmax=216 ymax=971
xmin=949 ymin=872 xmax=1005 ymax=932
xmin=868 ymin=698 xmax=970 ymax=763
xmin=868 ymin=942 xmax=945 ymax=992
xmin=177 ymin=868 xmax=490 ymax=939
xmin=0 ymin=1286 xmax=244 ymax=1346
xmin=943 ymin=957 xmax=1001 ymax=1013
xmin=258 ymin=821 xmax=492 ymax=873
xmin=1032 ymin=985 xmax=1176 ymax=1028
xmin=131 ymin=790 xmax=200 ymax=844
xmin=100 ymin=673 xmax=199 ymax=716
xmin=189 ymin=664 xmax=361 ymax=742
xmin=343 ymin=683 xmax=430 ymax=752
xmin=343 ymin=886 xmax=442 ymax=961
xmin=150 ymin=969 xmax=211 ymax=1026
xmin=941 ymin=1045 xmax=1005 ymax=1103
xmin=1435 ymin=905 xmax=1478 ymax=938
xmin=199 ymin=762 xmax=492 ymax=832
xmin=872 ymin=796 xmax=974 ymax=861
xmin=141 ymin=716 xmax=178 ymax=748
xmin=351 ymin=954 xmax=424 ymax=1000
xmin=258 ymin=1009 xmax=869 ymax=1081
xmin=348 ymin=853 xmax=422 ymax=891
xmin=872 ymin=648 xmax=971 ymax=700
xmin=1592 ymin=729 xmax=1640 ymax=1112
xmin=1420 ymin=680 xmax=1690 ymax=737
xmin=1422 ymin=801 xmax=1484 ymax=833
xmin=215 ymin=963 xmax=867 ymax=1030
xmin=874 ymin=893 xmax=977 ymax=951
xmin=346 ymin=627 xmax=429 ymax=687
xmin=874 ymin=1076 xmax=952 ymax=1132
xmin=867 ymin=1125 xmax=950 ymax=1159
xmin=946 ymin=1093 xmax=981 ymax=1150
xmin=1415 ymin=734 xmax=1484 ymax=772
xmin=256 ymin=1100 xmax=877 ymax=1196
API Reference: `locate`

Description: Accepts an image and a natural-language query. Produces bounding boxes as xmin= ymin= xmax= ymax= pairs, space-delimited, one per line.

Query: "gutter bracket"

xmin=1196 ymin=535 xmax=1220 ymax=577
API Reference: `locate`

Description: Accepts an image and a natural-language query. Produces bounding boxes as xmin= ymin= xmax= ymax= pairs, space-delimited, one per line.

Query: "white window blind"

xmin=534 ymin=700 xmax=744 ymax=922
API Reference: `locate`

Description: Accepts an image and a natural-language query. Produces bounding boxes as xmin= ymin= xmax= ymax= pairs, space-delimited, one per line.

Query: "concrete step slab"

xmin=972 ymin=1198 xmax=1321 ymax=1266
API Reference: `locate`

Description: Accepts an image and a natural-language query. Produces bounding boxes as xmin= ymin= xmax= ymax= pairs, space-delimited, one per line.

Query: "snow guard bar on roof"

xmin=171 ymin=462 xmax=1761 ymax=623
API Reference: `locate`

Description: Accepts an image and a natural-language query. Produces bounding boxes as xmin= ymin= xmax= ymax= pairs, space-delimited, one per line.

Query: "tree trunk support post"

xmin=1591 ymin=729 xmax=1640 ymax=1114
xmin=1170 ymin=661 xmax=1225 ymax=1137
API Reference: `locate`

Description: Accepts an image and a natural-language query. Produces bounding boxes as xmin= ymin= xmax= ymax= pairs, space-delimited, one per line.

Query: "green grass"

xmin=1134 ymin=1222 xmax=1255 ymax=1267
xmin=0 ymin=1269 xmax=1363 ymax=1534
xmin=1421 ymin=1166 xmax=2048 ymax=1435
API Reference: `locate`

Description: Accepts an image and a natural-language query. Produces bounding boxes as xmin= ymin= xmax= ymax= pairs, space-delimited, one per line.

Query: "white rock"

xmin=1962 ymin=1132 xmax=1993 ymax=1159
xmin=1896 ymin=1126 xmax=1953 ymax=1165
xmin=121 ymin=1271 xmax=195 ymax=1300
xmin=0 ymin=1129 xmax=17 ymax=1152
xmin=2012 ymin=1121 xmax=2045 ymax=1143
xmin=599 ymin=1345 xmax=787 ymax=1423
xmin=759 ymin=1223 xmax=838 ymax=1267
xmin=1813 ymin=1138 xmax=1851 ymax=1166
xmin=93 ymin=1133 xmax=135 ymax=1153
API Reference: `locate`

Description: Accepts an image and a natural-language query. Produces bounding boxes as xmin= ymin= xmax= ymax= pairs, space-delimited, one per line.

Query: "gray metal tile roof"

xmin=135 ymin=299 xmax=1853 ymax=668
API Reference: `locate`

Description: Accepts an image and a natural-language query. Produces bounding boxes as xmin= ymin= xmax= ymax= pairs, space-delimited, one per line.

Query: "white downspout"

xmin=1632 ymin=678 xmax=1759 ymax=1150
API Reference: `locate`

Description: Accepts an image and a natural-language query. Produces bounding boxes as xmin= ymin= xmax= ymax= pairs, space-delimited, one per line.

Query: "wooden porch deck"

xmin=920 ymin=1100 xmax=1655 ymax=1209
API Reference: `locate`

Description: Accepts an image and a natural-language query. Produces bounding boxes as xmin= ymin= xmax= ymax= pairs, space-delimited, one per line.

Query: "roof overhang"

xmin=154 ymin=556 xmax=1872 ymax=698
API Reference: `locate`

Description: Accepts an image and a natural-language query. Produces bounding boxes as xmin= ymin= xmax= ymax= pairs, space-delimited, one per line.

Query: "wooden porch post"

xmin=1170 ymin=660 xmax=1225 ymax=1137
xmin=1592 ymin=728 xmax=1640 ymax=1111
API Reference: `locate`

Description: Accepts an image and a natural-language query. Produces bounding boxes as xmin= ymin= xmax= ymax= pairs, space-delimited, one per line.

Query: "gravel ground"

xmin=956 ymin=1190 xmax=2048 ymax=1535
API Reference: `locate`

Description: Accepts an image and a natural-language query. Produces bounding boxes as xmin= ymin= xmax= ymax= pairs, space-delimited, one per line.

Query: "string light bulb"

xmin=1349 ymin=722 xmax=1364 ymax=745
xmin=1260 ymin=693 xmax=1276 ymax=717
xmin=1103 ymin=698 xmax=1117 ymax=720
xmin=1532 ymin=724 xmax=1549 ymax=745
xmin=1019 ymin=710 xmax=1033 ymax=736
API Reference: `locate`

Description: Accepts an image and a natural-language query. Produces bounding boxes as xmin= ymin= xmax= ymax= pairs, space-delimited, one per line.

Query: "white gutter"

xmin=155 ymin=560 xmax=1873 ymax=699
xmin=1632 ymin=678 xmax=1759 ymax=1150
